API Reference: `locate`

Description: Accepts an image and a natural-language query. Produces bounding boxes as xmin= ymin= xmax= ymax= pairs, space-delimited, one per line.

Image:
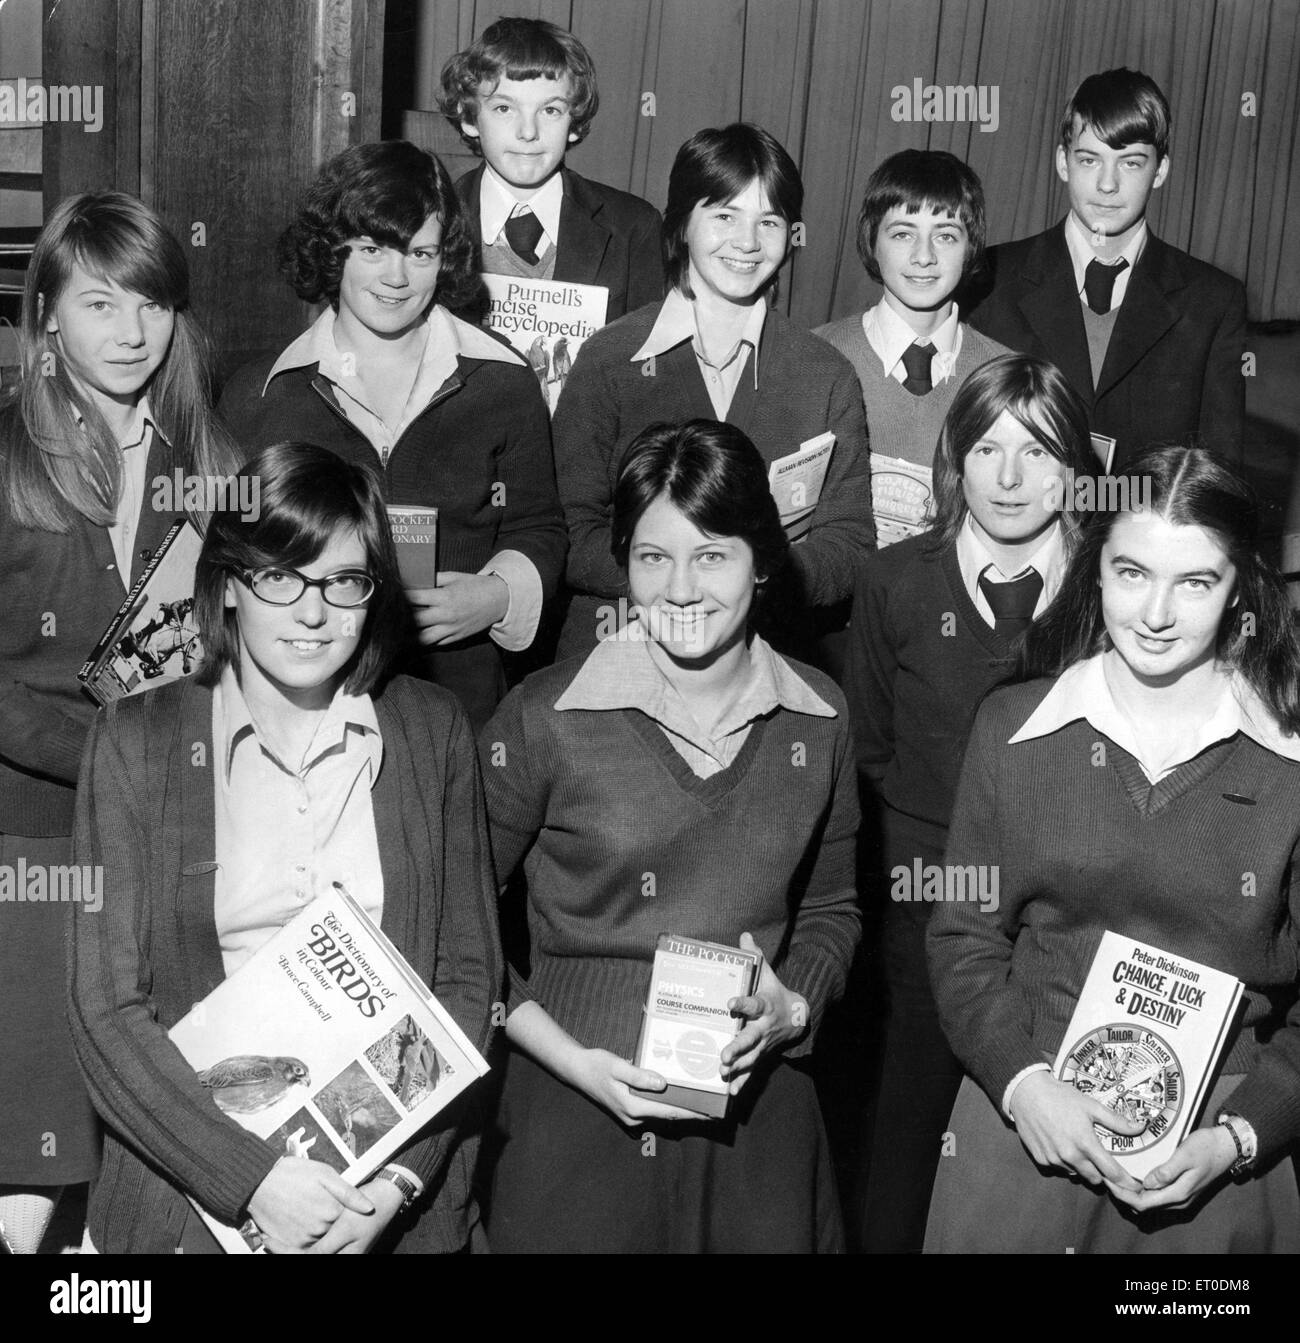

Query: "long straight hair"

xmin=927 ymin=353 xmax=1096 ymax=552
xmin=1023 ymin=445 xmax=1300 ymax=733
xmin=8 ymin=192 xmax=240 ymax=532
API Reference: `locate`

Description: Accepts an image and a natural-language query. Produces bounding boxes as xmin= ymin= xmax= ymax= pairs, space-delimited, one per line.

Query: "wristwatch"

xmin=370 ymin=1166 xmax=420 ymax=1210
xmin=1215 ymin=1112 xmax=1257 ymax=1176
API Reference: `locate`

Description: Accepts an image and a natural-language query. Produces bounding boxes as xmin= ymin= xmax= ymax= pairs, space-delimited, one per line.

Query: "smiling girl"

xmin=0 ymin=192 xmax=238 ymax=1253
xmin=68 ymin=443 xmax=501 ymax=1253
xmin=844 ymin=352 xmax=1096 ymax=1251
xmin=219 ymin=140 xmax=565 ymax=731
xmin=481 ymin=419 xmax=860 ymax=1251
xmin=552 ymin=123 xmax=872 ymax=663
xmin=926 ymin=444 xmax=1300 ymax=1253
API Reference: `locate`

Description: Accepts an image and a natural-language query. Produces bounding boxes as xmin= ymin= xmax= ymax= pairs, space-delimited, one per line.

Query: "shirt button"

xmin=295 ymin=864 xmax=306 ymax=873
xmin=297 ymin=802 xmax=308 ymax=814
xmin=138 ymin=547 xmax=152 ymax=559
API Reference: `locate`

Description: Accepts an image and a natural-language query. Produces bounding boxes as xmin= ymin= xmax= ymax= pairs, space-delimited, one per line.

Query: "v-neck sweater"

xmin=480 ymin=655 xmax=861 ymax=1061
xmin=845 ymin=534 xmax=1019 ymax=831
xmin=929 ymin=678 xmax=1300 ymax=1163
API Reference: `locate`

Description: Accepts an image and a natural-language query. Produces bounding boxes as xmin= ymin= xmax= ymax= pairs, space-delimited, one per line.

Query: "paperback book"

xmin=768 ymin=432 xmax=835 ymax=542
xmin=78 ymin=518 xmax=203 ymax=705
xmin=387 ymin=504 xmax=439 ymax=587
xmin=632 ymin=934 xmax=763 ymax=1118
xmin=871 ymin=455 xmax=936 ymax=547
xmin=481 ymin=274 xmax=608 ymax=412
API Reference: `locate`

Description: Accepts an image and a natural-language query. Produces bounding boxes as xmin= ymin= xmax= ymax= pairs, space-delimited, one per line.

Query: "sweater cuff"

xmin=777 ymin=947 xmax=843 ymax=1056
xmin=506 ymin=962 xmax=537 ymax=1016
xmin=50 ymin=710 xmax=94 ymax=784
xmin=1215 ymin=1071 xmax=1300 ymax=1167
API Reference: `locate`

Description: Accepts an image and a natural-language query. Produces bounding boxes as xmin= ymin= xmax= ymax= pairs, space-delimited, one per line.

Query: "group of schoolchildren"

xmin=2 ymin=16 xmax=1295 ymax=1258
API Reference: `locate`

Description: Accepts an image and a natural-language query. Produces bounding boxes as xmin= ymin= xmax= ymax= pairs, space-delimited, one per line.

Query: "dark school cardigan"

xmin=550 ymin=301 xmax=875 ymax=657
xmin=68 ymin=674 xmax=504 ymax=1253
xmin=218 ymin=341 xmax=567 ymax=728
xmin=0 ymin=402 xmax=188 ymax=835
xmin=929 ymin=678 xmax=1300 ymax=1166
xmin=844 ymin=535 xmax=1020 ymax=841
xmin=479 ymin=655 xmax=861 ymax=1061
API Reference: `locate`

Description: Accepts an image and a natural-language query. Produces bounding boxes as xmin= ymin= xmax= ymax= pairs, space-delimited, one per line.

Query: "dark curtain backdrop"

xmin=410 ymin=0 xmax=1300 ymax=323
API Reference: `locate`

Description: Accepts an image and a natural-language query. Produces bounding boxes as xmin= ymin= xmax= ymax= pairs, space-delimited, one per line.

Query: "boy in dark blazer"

xmin=438 ymin=17 xmax=664 ymax=323
xmin=969 ymin=68 xmax=1245 ymax=468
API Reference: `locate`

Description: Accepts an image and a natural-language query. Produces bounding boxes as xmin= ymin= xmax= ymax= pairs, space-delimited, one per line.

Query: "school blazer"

xmin=455 ymin=164 xmax=664 ymax=322
xmin=968 ymin=222 xmax=1246 ymax=467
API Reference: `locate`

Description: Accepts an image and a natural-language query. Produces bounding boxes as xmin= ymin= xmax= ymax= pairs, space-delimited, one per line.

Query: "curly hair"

xmin=438 ymin=17 xmax=598 ymax=153
xmin=276 ymin=141 xmax=478 ymax=313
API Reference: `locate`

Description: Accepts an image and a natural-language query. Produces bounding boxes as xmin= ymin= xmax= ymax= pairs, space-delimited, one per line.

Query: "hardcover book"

xmin=1053 ymin=931 xmax=1243 ymax=1178
xmin=169 ymin=886 xmax=490 ymax=1252
xmin=768 ymin=432 xmax=835 ymax=542
xmin=387 ymin=504 xmax=439 ymax=588
xmin=632 ymin=934 xmax=763 ymax=1118
xmin=78 ymin=517 xmax=203 ymax=705
xmin=481 ymin=274 xmax=608 ymax=413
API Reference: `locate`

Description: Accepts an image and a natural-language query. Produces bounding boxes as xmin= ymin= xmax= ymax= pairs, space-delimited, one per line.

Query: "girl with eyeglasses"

xmin=68 ymin=443 xmax=502 ymax=1254
xmin=0 ymin=192 xmax=240 ymax=1253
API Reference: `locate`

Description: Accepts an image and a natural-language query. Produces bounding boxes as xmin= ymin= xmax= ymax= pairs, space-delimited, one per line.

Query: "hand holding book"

xmin=1103 ymin=1125 xmax=1239 ymax=1214
xmin=720 ymin=933 xmax=809 ymax=1094
xmin=246 ymin=1155 xmax=376 ymax=1253
xmin=1007 ymin=1070 xmax=1145 ymax=1191
xmin=407 ymin=572 xmax=509 ymax=645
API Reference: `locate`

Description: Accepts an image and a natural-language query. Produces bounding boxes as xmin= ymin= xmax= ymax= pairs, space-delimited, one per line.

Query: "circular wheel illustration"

xmin=675 ymin=1030 xmax=721 ymax=1080
xmin=1058 ymin=1025 xmax=1183 ymax=1152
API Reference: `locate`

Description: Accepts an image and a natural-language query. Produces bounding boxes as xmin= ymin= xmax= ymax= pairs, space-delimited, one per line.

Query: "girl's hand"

xmin=306 ymin=1175 xmax=406 ymax=1254
xmin=247 ymin=1157 xmax=374 ymax=1252
xmin=571 ymin=1048 xmax=703 ymax=1126
xmin=407 ymin=572 xmax=509 ymax=644
xmin=1007 ymin=1071 xmax=1146 ymax=1191
xmin=1104 ymin=1125 xmax=1238 ymax=1213
xmin=720 ymin=933 xmax=808 ymax=1093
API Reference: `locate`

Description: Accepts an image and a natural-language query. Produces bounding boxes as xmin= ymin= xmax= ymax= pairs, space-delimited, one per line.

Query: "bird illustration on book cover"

xmin=196 ymin=1055 xmax=311 ymax=1114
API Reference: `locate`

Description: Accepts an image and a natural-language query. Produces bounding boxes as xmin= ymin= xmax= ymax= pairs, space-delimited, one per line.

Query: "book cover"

xmin=387 ymin=504 xmax=439 ymax=588
xmin=169 ymin=886 xmax=490 ymax=1252
xmin=1053 ymin=931 xmax=1243 ymax=1178
xmin=768 ymin=432 xmax=836 ymax=542
xmin=78 ymin=517 xmax=204 ymax=705
xmin=481 ymin=274 xmax=608 ymax=413
xmin=632 ymin=934 xmax=763 ymax=1118
xmin=871 ymin=455 xmax=936 ymax=547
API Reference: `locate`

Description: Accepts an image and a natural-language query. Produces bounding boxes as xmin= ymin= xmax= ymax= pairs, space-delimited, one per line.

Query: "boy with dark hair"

xmin=438 ymin=17 xmax=663 ymax=321
xmin=969 ymin=67 xmax=1246 ymax=468
xmin=817 ymin=150 xmax=1010 ymax=473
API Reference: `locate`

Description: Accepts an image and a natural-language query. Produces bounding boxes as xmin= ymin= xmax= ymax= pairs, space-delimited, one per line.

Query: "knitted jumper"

xmin=814 ymin=314 xmax=1010 ymax=467
xmin=929 ymin=679 xmax=1300 ymax=1163
xmin=479 ymin=656 xmax=861 ymax=1060
xmin=845 ymin=535 xmax=1019 ymax=830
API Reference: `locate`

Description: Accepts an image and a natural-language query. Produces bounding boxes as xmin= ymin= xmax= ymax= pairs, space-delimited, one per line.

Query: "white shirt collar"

xmin=955 ymin=513 xmax=1066 ymax=618
xmin=479 ymin=165 xmax=564 ymax=250
xmin=1064 ymin=211 xmax=1148 ymax=298
xmin=862 ymin=298 xmax=963 ymax=384
xmin=1008 ymin=651 xmax=1300 ymax=777
xmin=631 ymin=287 xmax=768 ymax=365
xmin=262 ymin=304 xmax=522 ymax=396
xmin=215 ymin=663 xmax=383 ymax=783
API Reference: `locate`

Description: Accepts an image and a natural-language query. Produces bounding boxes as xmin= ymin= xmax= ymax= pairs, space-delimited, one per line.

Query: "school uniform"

xmin=479 ymin=635 xmax=860 ymax=1252
xmin=925 ymin=660 xmax=1300 ymax=1253
xmin=969 ymin=217 xmax=1246 ymax=467
xmin=815 ymin=302 xmax=1011 ymax=467
xmin=844 ymin=517 xmax=1065 ymax=1252
xmin=0 ymin=401 xmax=186 ymax=1188
xmin=218 ymin=305 xmax=566 ymax=732
xmin=68 ymin=674 xmax=503 ymax=1253
xmin=551 ymin=292 xmax=874 ymax=661
xmin=456 ymin=164 xmax=664 ymax=322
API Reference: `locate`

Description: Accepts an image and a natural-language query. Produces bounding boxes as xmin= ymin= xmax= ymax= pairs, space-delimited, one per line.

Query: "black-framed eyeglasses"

xmin=237 ymin=566 xmax=377 ymax=608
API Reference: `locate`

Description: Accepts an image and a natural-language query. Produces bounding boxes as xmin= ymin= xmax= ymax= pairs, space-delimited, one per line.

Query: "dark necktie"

xmin=900 ymin=341 xmax=933 ymax=395
xmin=979 ymin=567 xmax=1043 ymax=637
xmin=1084 ymin=257 xmax=1129 ymax=315
xmin=503 ymin=209 xmax=544 ymax=265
